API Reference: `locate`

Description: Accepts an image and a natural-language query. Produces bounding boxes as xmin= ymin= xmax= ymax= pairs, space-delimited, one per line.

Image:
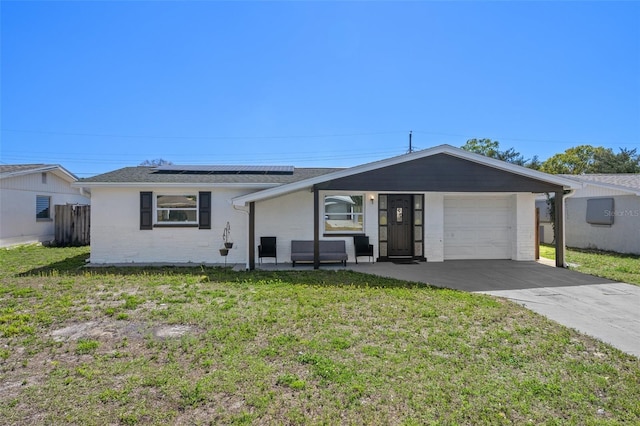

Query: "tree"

xmin=140 ymin=158 xmax=173 ymax=166
xmin=540 ymin=145 xmax=640 ymax=174
xmin=461 ymin=139 xmax=539 ymax=169
xmin=462 ymin=139 xmax=500 ymax=158
xmin=592 ymin=148 xmax=640 ymax=173
xmin=540 ymin=145 xmax=600 ymax=174
xmin=496 ymin=147 xmax=528 ymax=166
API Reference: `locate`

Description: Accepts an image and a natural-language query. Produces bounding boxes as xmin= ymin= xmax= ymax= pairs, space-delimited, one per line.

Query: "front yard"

xmin=1 ymin=245 xmax=639 ymax=425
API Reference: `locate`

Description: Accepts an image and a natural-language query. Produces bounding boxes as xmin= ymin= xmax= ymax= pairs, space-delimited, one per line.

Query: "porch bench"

xmin=291 ymin=240 xmax=348 ymax=267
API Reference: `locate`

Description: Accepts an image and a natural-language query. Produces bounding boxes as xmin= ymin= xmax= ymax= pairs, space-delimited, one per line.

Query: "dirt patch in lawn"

xmin=51 ymin=321 xmax=195 ymax=342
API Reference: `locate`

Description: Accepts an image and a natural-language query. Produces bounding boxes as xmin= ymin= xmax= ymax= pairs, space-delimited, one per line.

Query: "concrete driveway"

xmin=349 ymin=260 xmax=640 ymax=358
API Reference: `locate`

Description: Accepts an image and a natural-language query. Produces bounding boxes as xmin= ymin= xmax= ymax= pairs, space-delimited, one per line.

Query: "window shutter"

xmin=199 ymin=191 xmax=211 ymax=229
xmin=140 ymin=192 xmax=153 ymax=230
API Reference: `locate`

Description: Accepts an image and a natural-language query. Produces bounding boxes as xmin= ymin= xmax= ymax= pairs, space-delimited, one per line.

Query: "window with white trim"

xmin=324 ymin=194 xmax=364 ymax=233
xmin=36 ymin=195 xmax=51 ymax=220
xmin=156 ymin=194 xmax=198 ymax=224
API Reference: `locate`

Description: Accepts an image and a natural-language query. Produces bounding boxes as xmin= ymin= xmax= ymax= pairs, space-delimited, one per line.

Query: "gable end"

xmin=316 ymin=153 xmax=564 ymax=193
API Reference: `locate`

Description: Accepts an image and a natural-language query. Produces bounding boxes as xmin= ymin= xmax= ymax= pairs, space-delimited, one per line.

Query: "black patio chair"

xmin=258 ymin=237 xmax=277 ymax=264
xmin=353 ymin=235 xmax=374 ymax=264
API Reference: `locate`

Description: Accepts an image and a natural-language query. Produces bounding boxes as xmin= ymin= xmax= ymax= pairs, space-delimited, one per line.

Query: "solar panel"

xmin=153 ymin=165 xmax=295 ymax=175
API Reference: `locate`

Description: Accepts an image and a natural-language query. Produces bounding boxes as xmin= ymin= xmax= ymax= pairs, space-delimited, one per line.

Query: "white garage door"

xmin=444 ymin=196 xmax=512 ymax=260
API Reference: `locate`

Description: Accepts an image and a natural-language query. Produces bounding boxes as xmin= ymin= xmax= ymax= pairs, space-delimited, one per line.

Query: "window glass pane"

xmin=379 ymin=195 xmax=387 ymax=210
xmin=156 ymin=195 xmax=198 ymax=223
xmin=157 ymin=209 xmax=197 ymax=223
xmin=414 ymin=226 xmax=422 ymax=240
xmin=324 ymin=195 xmax=364 ymax=232
xmin=379 ymin=210 xmax=387 ymax=225
xmin=36 ymin=196 xmax=50 ymax=219
xmin=157 ymin=195 xmax=196 ymax=208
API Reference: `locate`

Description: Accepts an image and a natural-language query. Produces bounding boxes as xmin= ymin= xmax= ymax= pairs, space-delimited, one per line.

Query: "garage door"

xmin=444 ymin=196 xmax=512 ymax=260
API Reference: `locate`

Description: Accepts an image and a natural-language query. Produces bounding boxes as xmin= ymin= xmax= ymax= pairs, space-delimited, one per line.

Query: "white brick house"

xmin=75 ymin=145 xmax=576 ymax=268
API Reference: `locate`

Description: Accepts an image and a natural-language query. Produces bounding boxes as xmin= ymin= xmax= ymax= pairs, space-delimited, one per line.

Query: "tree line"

xmin=461 ymin=139 xmax=640 ymax=174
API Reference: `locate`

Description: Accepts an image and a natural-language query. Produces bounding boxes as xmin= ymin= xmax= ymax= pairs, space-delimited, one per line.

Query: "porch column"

xmin=249 ymin=202 xmax=255 ymax=270
xmin=555 ymin=191 xmax=565 ymax=267
xmin=313 ymin=185 xmax=320 ymax=269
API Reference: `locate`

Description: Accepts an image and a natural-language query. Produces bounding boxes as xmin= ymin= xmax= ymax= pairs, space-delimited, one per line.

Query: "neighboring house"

xmin=0 ymin=164 xmax=91 ymax=247
xmin=537 ymin=174 xmax=640 ymax=255
xmin=74 ymin=145 xmax=576 ymax=268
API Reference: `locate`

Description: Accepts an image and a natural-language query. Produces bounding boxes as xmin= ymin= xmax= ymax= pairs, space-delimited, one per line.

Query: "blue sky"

xmin=2 ymin=1 xmax=639 ymax=177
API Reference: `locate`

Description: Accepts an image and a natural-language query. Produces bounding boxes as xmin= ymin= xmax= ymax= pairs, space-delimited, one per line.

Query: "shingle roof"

xmin=560 ymin=174 xmax=640 ymax=193
xmin=0 ymin=164 xmax=79 ymax=181
xmin=79 ymin=166 xmax=343 ymax=185
xmin=0 ymin=164 xmax=48 ymax=174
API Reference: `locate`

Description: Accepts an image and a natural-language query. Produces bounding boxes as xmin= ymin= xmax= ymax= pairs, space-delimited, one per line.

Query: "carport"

xmin=234 ymin=145 xmax=578 ymax=270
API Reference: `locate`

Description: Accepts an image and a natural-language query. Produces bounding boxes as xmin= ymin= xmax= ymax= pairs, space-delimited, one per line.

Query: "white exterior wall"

xmin=89 ymin=185 xmax=543 ymax=264
xmin=511 ymin=193 xmax=536 ymax=261
xmin=565 ymin=195 xmax=640 ymax=255
xmin=253 ymin=189 xmax=379 ymax=265
xmin=89 ymin=187 xmax=249 ymax=264
xmin=0 ymin=173 xmax=90 ymax=247
xmin=253 ymin=190 xmax=315 ymax=265
xmin=424 ymin=193 xmax=445 ymax=262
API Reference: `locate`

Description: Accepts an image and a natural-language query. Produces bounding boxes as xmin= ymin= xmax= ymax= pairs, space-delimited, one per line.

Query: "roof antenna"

xmin=408 ymin=130 xmax=413 ymax=153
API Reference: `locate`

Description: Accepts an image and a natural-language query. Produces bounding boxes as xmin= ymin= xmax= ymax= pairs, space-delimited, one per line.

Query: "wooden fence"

xmin=55 ymin=204 xmax=90 ymax=246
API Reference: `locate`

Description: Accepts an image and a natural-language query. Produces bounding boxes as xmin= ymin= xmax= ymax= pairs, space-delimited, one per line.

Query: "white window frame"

xmin=155 ymin=194 xmax=198 ymax=225
xmin=36 ymin=195 xmax=51 ymax=221
xmin=323 ymin=193 xmax=365 ymax=234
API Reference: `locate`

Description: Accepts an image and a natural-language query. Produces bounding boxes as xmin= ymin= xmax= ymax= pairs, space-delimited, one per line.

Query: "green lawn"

xmin=1 ymin=245 xmax=639 ymax=425
xmin=540 ymin=244 xmax=640 ymax=286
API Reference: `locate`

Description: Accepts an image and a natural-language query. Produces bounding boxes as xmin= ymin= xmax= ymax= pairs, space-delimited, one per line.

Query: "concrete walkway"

xmin=347 ymin=260 xmax=640 ymax=358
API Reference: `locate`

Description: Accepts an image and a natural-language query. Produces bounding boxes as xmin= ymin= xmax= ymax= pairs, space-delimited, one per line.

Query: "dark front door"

xmin=387 ymin=194 xmax=413 ymax=257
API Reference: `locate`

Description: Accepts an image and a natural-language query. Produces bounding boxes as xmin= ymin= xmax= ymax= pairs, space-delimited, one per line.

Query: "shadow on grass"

xmin=568 ymin=247 xmax=640 ymax=260
xmin=18 ymin=256 xmax=436 ymax=290
xmin=543 ymin=243 xmax=640 ymax=261
xmin=17 ymin=253 xmax=90 ymax=277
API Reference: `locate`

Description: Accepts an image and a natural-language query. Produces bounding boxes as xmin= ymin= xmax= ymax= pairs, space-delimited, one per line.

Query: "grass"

xmin=540 ymin=244 xmax=640 ymax=286
xmin=1 ymin=244 xmax=639 ymax=425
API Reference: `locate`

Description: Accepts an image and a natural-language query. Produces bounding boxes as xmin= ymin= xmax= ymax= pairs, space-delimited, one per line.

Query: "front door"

xmin=387 ymin=194 xmax=413 ymax=257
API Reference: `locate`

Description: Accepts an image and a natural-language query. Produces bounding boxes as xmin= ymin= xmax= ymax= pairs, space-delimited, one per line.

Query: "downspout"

xmin=75 ymin=185 xmax=91 ymax=200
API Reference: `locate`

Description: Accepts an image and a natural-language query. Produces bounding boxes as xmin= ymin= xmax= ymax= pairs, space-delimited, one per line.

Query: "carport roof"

xmin=232 ymin=144 xmax=578 ymax=205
